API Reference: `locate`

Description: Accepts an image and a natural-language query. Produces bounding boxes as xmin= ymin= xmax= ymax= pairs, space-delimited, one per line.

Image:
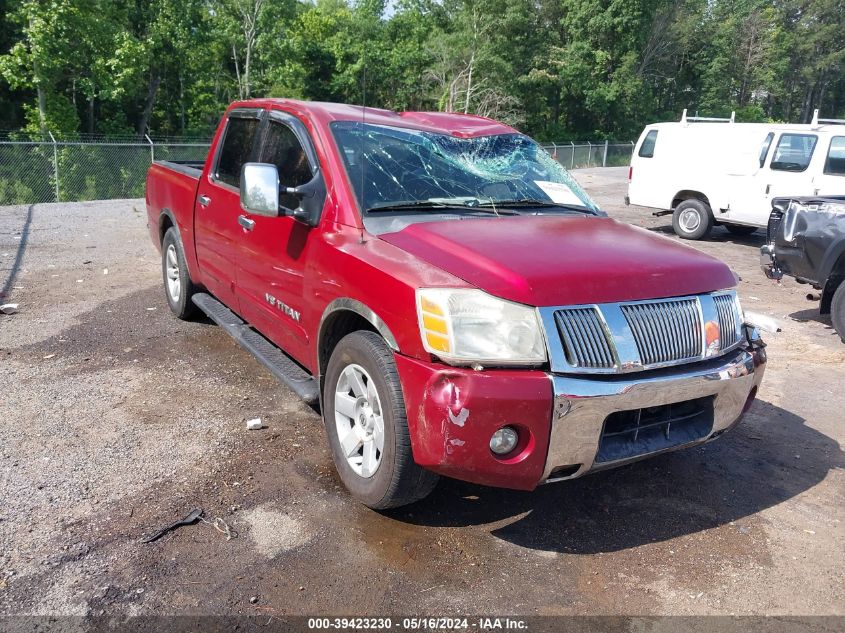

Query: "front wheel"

xmin=323 ymin=331 xmax=439 ymax=509
xmin=672 ymin=199 xmax=713 ymax=240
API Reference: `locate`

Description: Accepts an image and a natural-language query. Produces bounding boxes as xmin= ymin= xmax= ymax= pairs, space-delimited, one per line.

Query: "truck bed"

xmin=154 ymin=159 xmax=204 ymax=178
xmin=145 ymin=159 xmax=203 ymax=257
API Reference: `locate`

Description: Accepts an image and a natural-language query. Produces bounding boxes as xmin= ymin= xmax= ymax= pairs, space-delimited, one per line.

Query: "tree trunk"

xmin=30 ymin=18 xmax=47 ymax=136
xmin=244 ymin=39 xmax=251 ymax=98
xmin=179 ymin=72 xmax=185 ymax=134
xmin=463 ymin=51 xmax=474 ymax=114
xmin=36 ymin=82 xmax=47 ymax=136
xmin=137 ymin=73 xmax=161 ymax=136
xmin=232 ymin=43 xmax=243 ymax=100
xmin=87 ymin=96 xmax=95 ymax=134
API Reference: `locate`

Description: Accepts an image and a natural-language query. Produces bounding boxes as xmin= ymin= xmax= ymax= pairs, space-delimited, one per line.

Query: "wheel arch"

xmin=317 ymin=298 xmax=400 ymax=383
xmin=820 ymin=245 xmax=845 ymax=315
xmin=671 ymin=190 xmax=711 ymax=210
xmin=158 ymin=208 xmax=180 ymax=245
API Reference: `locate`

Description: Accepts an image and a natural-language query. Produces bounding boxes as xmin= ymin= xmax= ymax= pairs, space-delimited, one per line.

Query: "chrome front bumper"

xmin=760 ymin=244 xmax=783 ymax=280
xmin=542 ymin=343 xmax=766 ymax=482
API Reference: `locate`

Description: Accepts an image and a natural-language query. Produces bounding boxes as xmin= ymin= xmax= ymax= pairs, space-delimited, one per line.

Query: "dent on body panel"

xmin=422 ymin=371 xmax=473 ymax=457
xmin=783 ymin=200 xmax=845 ymax=275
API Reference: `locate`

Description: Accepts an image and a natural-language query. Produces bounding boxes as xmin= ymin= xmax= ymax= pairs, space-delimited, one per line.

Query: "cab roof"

xmin=227 ymin=98 xmax=519 ymax=138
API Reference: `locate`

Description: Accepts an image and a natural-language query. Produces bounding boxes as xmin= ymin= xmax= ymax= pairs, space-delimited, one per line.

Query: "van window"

xmin=638 ymin=130 xmax=658 ymax=158
xmin=824 ymin=136 xmax=845 ymax=176
xmin=260 ymin=120 xmax=313 ymax=209
xmin=770 ymin=133 xmax=817 ymax=172
xmin=215 ymin=116 xmax=260 ymax=188
xmin=758 ymin=132 xmax=774 ymax=168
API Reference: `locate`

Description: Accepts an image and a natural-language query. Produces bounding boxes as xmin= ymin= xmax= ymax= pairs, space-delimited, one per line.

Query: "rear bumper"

xmin=395 ymin=341 xmax=765 ymax=491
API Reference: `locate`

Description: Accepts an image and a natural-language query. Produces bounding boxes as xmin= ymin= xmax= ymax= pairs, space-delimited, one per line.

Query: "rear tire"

xmin=672 ymin=199 xmax=713 ymax=240
xmin=725 ymin=224 xmax=758 ymax=237
xmin=161 ymin=227 xmax=198 ymax=320
xmin=831 ymin=282 xmax=845 ymax=343
xmin=323 ymin=331 xmax=439 ymax=509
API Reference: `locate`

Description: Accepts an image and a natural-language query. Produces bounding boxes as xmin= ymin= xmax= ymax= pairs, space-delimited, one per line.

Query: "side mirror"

xmin=282 ymin=173 xmax=327 ymax=227
xmin=240 ymin=163 xmax=280 ymax=217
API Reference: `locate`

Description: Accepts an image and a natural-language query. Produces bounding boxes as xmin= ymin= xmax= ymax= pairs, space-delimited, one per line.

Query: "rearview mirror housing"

xmin=240 ymin=163 xmax=280 ymax=217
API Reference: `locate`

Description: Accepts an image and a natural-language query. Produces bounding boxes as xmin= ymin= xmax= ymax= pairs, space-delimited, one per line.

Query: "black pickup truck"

xmin=761 ymin=196 xmax=845 ymax=341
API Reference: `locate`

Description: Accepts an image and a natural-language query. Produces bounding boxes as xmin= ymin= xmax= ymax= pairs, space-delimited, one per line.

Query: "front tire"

xmin=323 ymin=331 xmax=438 ymax=509
xmin=672 ymin=199 xmax=713 ymax=240
xmin=725 ymin=224 xmax=758 ymax=237
xmin=831 ymin=282 xmax=845 ymax=343
xmin=161 ymin=227 xmax=198 ymax=320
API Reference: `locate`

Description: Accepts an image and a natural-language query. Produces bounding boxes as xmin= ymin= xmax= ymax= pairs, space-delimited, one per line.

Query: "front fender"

xmin=316 ymin=297 xmax=400 ymax=376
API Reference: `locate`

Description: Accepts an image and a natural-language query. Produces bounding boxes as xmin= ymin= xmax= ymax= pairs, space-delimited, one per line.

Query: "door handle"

xmin=238 ymin=215 xmax=255 ymax=231
xmin=198 ymin=195 xmax=211 ymax=207
xmin=765 ymin=184 xmax=771 ymax=195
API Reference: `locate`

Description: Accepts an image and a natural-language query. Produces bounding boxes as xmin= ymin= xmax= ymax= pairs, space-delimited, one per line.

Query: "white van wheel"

xmin=672 ymin=199 xmax=713 ymax=240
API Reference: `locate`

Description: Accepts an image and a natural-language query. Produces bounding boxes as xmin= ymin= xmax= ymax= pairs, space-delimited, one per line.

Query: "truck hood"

xmin=379 ymin=215 xmax=736 ymax=306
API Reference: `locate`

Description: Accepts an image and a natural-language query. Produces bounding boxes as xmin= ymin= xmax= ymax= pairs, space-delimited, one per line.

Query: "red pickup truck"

xmin=146 ymin=99 xmax=767 ymax=509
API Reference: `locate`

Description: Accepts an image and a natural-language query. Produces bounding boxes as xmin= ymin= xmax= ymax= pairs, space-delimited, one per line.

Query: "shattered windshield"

xmin=330 ymin=121 xmax=599 ymax=215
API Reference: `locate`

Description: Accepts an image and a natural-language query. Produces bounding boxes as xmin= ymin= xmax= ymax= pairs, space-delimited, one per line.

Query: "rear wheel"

xmin=831 ymin=282 xmax=845 ymax=343
xmin=725 ymin=224 xmax=758 ymax=237
xmin=323 ymin=331 xmax=438 ymax=509
xmin=161 ymin=227 xmax=197 ymax=320
xmin=672 ymin=199 xmax=713 ymax=240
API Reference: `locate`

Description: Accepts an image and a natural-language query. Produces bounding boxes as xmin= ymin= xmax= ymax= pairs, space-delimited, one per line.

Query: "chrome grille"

xmin=713 ymin=293 xmax=740 ymax=349
xmin=540 ymin=291 xmax=745 ymax=375
xmin=554 ymin=307 xmax=615 ymax=369
xmin=620 ymin=299 xmax=702 ymax=365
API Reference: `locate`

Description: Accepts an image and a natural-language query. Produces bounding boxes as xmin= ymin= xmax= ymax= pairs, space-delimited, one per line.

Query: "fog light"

xmin=490 ymin=426 xmax=519 ymax=455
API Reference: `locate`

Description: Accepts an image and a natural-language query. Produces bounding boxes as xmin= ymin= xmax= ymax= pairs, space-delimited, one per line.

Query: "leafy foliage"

xmin=0 ymin=0 xmax=842 ymax=141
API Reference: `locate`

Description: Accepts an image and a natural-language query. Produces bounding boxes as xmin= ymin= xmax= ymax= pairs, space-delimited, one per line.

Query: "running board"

xmin=652 ymin=209 xmax=673 ymax=217
xmin=192 ymin=293 xmax=319 ymax=404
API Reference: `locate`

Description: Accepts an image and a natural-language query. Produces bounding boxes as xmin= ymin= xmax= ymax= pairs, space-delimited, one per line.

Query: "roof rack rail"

xmin=811 ymin=109 xmax=845 ymax=126
xmin=680 ymin=109 xmax=735 ymax=124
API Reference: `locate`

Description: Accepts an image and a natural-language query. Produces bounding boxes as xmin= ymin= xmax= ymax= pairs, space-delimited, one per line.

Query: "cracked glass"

xmin=330 ymin=121 xmax=599 ymax=216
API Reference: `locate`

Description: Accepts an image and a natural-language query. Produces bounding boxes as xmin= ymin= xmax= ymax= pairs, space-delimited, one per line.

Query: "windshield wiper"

xmin=477 ymin=199 xmax=595 ymax=214
xmin=366 ymin=200 xmax=517 ymax=215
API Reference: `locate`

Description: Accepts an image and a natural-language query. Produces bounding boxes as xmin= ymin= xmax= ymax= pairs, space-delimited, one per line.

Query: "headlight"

xmin=416 ymin=288 xmax=547 ymax=366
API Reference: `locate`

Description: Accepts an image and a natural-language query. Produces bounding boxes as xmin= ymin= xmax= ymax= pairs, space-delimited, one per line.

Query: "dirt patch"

xmin=1 ymin=187 xmax=842 ymax=617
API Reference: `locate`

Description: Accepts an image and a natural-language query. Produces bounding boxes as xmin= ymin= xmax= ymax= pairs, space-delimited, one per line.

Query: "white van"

xmin=627 ymin=110 xmax=845 ymax=239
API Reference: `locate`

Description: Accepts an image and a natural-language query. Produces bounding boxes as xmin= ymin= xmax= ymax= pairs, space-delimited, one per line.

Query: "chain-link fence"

xmin=541 ymin=141 xmax=635 ymax=169
xmin=0 ymin=133 xmax=210 ymax=205
xmin=0 ymin=133 xmax=631 ymax=206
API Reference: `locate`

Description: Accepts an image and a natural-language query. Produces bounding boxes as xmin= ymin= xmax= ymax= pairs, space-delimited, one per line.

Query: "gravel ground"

xmin=0 ymin=170 xmax=843 ymax=618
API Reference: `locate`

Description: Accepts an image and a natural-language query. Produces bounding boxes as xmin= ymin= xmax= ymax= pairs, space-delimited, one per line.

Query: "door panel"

xmin=628 ymin=129 xmax=664 ymax=208
xmin=813 ymin=135 xmax=845 ymax=195
xmin=194 ymin=112 xmax=262 ymax=309
xmin=729 ymin=132 xmax=817 ymax=225
xmin=236 ymin=112 xmax=323 ymax=365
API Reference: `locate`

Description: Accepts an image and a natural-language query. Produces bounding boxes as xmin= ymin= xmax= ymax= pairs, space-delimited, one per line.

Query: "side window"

xmin=770 ymin=133 xmax=817 ymax=172
xmin=260 ymin=120 xmax=313 ymax=209
xmin=638 ymin=130 xmax=658 ymax=158
xmin=215 ymin=116 xmax=260 ymax=188
xmin=824 ymin=136 xmax=845 ymax=176
xmin=758 ymin=132 xmax=774 ymax=168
